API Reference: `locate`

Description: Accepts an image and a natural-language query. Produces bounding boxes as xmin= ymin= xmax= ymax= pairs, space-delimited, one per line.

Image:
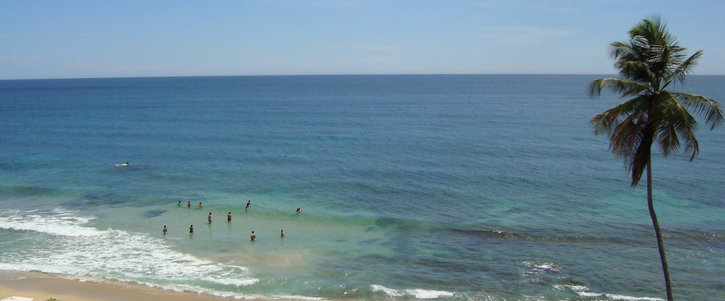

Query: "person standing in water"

xmin=250 ymin=231 xmax=256 ymax=241
xmin=296 ymin=208 xmax=301 ymax=213
xmin=189 ymin=225 xmax=194 ymax=233
xmin=208 ymin=212 xmax=212 ymax=223
xmin=197 ymin=202 xmax=203 ymax=208
xmin=177 ymin=201 xmax=181 ymax=206
xmin=187 ymin=201 xmax=191 ymax=208
xmin=281 ymin=230 xmax=285 ymax=237
xmin=163 ymin=225 xmax=167 ymax=235
xmin=227 ymin=212 xmax=232 ymax=222
xmin=246 ymin=200 xmax=251 ymax=210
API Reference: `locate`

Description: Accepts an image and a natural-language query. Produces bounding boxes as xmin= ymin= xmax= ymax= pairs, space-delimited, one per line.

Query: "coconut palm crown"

xmin=589 ymin=17 xmax=723 ymax=186
xmin=588 ymin=16 xmax=722 ymax=301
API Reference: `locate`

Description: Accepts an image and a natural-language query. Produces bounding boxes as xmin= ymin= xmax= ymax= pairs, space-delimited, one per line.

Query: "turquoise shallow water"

xmin=0 ymin=75 xmax=724 ymax=300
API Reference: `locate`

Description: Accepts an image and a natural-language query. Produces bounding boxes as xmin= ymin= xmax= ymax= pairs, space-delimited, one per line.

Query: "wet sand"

xmin=0 ymin=272 xmax=248 ymax=301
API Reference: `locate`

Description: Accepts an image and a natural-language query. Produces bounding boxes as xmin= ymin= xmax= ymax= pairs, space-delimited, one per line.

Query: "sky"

xmin=1 ymin=0 xmax=724 ymax=79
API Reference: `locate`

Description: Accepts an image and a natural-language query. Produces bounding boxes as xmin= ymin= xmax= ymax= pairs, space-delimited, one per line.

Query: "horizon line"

xmin=2 ymin=72 xmax=724 ymax=81
xmin=0 ymin=73 xmax=663 ymax=81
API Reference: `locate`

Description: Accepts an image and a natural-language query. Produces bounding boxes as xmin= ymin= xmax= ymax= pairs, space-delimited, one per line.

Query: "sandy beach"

xmin=0 ymin=272 xmax=243 ymax=301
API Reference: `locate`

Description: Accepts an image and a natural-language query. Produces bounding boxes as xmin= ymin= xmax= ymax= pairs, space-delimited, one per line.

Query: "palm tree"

xmin=588 ymin=16 xmax=723 ymax=301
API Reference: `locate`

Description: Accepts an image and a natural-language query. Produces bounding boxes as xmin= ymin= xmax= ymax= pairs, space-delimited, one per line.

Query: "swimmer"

xmin=296 ymin=208 xmax=301 ymax=213
xmin=281 ymin=230 xmax=285 ymax=237
xmin=177 ymin=201 xmax=181 ymax=206
xmin=196 ymin=202 xmax=202 ymax=208
xmin=208 ymin=212 xmax=212 ymax=223
xmin=227 ymin=212 xmax=232 ymax=222
xmin=250 ymin=231 xmax=256 ymax=241
xmin=163 ymin=225 xmax=167 ymax=234
xmin=246 ymin=200 xmax=251 ymax=210
xmin=187 ymin=201 xmax=191 ymax=208
xmin=189 ymin=225 xmax=194 ymax=233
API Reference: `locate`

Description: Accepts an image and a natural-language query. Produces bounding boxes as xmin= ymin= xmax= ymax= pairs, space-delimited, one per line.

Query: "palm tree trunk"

xmin=647 ymin=158 xmax=674 ymax=301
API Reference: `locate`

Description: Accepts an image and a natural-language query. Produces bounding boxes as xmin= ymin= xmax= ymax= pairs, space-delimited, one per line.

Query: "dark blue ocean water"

xmin=0 ymin=75 xmax=723 ymax=300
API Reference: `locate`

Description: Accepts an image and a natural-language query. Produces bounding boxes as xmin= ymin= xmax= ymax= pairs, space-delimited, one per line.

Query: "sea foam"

xmin=371 ymin=284 xmax=455 ymax=299
xmin=553 ymin=284 xmax=664 ymax=301
xmin=0 ymin=209 xmax=258 ymax=295
xmin=0 ymin=208 xmax=99 ymax=237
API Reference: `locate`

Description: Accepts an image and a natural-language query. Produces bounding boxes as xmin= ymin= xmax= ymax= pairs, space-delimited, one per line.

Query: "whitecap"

xmin=371 ymin=284 xmax=404 ymax=297
xmin=0 ymin=208 xmax=100 ymax=237
xmin=406 ymin=288 xmax=455 ymax=299
xmin=604 ymin=294 xmax=664 ymax=301
xmin=371 ymin=284 xmax=454 ymax=299
xmin=556 ymin=283 xmax=664 ymax=301
xmin=522 ymin=260 xmax=562 ymax=272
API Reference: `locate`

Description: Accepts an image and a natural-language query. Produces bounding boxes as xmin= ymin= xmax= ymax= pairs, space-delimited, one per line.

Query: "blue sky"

xmin=1 ymin=0 xmax=724 ymax=79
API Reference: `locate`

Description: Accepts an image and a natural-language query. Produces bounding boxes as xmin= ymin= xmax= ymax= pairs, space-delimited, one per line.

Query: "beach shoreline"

xmin=0 ymin=271 xmax=250 ymax=301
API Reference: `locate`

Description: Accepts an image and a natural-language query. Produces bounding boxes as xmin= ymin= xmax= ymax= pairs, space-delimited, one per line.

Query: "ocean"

xmin=0 ymin=75 xmax=723 ymax=300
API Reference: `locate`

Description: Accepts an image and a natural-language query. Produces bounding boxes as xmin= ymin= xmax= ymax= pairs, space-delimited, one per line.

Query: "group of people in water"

xmin=163 ymin=199 xmax=297 ymax=240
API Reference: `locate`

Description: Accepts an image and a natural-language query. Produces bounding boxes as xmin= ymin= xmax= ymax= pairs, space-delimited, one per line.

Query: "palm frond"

xmin=590 ymin=95 xmax=648 ymax=136
xmin=615 ymin=61 xmax=654 ymax=84
xmin=673 ymin=92 xmax=724 ymax=130
xmin=588 ymin=78 xmax=647 ymax=98
xmin=651 ymin=93 xmax=697 ymax=158
xmin=630 ymin=123 xmax=654 ymax=187
xmin=609 ymin=110 xmax=646 ymax=158
xmin=667 ymin=50 xmax=703 ymax=86
xmin=609 ymin=41 xmax=635 ymax=60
